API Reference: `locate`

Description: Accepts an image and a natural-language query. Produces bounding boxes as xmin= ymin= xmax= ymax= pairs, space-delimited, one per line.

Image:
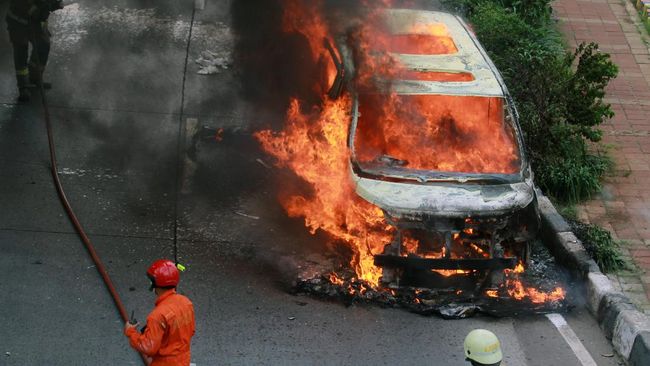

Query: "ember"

xmin=295 ymin=260 xmax=568 ymax=319
xmin=254 ymin=0 xmax=566 ymax=315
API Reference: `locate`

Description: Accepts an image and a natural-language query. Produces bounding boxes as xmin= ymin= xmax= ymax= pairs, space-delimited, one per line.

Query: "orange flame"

xmin=501 ymin=263 xmax=565 ymax=303
xmin=469 ymin=243 xmax=489 ymax=258
xmin=328 ymin=272 xmax=345 ymax=286
xmin=506 ymin=280 xmax=565 ymax=304
xmin=377 ymin=22 xmax=458 ymax=54
xmin=281 ymin=0 xmax=337 ymax=97
xmin=282 ymin=0 xmax=329 ymax=61
xmin=255 ymin=98 xmax=392 ymax=286
xmin=397 ymin=70 xmax=475 ymax=82
xmin=354 ymin=94 xmax=520 ymax=174
xmin=256 ymin=2 xmax=565 ymax=306
xmin=402 ymin=236 xmax=419 ymax=255
xmin=256 ymin=1 xmax=401 ymax=286
xmin=434 ymin=270 xmax=472 ymax=277
xmin=513 ymin=262 xmax=525 ymax=274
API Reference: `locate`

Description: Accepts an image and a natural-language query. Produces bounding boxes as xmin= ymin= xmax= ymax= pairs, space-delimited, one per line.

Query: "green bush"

xmin=570 ymin=221 xmax=626 ymax=273
xmin=447 ymin=0 xmax=553 ymax=25
xmin=534 ymin=134 xmax=610 ymax=202
xmin=564 ymin=43 xmax=618 ymax=142
xmin=446 ymin=0 xmax=623 ymax=274
xmin=454 ymin=2 xmax=618 ymax=203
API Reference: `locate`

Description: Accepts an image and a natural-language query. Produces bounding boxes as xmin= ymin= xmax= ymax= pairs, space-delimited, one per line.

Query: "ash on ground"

xmin=293 ymin=241 xmax=572 ymax=319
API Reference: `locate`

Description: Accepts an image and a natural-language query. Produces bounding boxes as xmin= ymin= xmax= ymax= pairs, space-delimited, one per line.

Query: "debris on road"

xmin=234 ymin=211 xmax=260 ymax=220
xmin=215 ymin=128 xmax=224 ymax=142
xmin=293 ymin=243 xmax=570 ymax=319
xmin=256 ymin=158 xmax=271 ymax=169
xmin=196 ymin=50 xmax=231 ymax=75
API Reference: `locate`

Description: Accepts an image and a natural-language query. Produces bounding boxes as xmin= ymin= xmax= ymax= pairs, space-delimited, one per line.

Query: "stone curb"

xmin=537 ymin=192 xmax=650 ymax=365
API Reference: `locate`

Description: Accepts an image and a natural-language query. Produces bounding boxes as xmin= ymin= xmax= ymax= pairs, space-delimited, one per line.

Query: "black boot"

xmin=28 ymin=64 xmax=51 ymax=90
xmin=17 ymin=74 xmax=30 ymax=102
xmin=27 ymin=79 xmax=52 ymax=90
xmin=18 ymin=88 xmax=31 ymax=102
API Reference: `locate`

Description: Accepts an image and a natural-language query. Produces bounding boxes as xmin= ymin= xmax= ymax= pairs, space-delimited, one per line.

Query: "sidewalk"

xmin=553 ymin=0 xmax=650 ymax=313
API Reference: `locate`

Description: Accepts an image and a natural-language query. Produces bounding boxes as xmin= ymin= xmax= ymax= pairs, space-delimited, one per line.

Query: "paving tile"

xmin=558 ymin=0 xmax=650 ymax=306
xmin=623 ymin=283 xmax=646 ymax=293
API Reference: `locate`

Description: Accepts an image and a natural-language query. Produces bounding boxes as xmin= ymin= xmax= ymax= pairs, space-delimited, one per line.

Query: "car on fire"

xmin=326 ymin=9 xmax=540 ymax=287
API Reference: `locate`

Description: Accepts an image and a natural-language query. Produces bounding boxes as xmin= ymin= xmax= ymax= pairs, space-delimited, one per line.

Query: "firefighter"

xmin=124 ymin=259 xmax=196 ymax=366
xmin=5 ymin=0 xmax=62 ymax=102
xmin=464 ymin=329 xmax=503 ymax=366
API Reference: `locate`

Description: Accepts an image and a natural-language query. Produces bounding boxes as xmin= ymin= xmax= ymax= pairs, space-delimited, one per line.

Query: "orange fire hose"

xmin=35 ymin=78 xmax=149 ymax=365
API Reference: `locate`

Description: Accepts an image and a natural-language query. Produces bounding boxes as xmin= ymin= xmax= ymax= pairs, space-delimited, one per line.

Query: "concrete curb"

xmin=537 ymin=192 xmax=650 ymax=365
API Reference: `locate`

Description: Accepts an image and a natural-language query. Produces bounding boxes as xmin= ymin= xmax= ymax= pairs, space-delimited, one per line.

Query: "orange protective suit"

xmin=124 ymin=290 xmax=195 ymax=366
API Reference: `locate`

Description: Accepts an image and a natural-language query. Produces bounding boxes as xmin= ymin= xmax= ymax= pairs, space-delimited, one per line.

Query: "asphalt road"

xmin=0 ymin=1 xmax=626 ymax=365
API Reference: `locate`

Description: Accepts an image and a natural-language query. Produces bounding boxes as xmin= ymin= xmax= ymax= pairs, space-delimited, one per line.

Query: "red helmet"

xmin=147 ymin=259 xmax=179 ymax=289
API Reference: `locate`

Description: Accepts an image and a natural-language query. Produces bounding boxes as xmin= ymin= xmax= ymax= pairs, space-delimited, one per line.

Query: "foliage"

xmin=445 ymin=0 xmax=553 ymax=25
xmin=456 ymin=2 xmax=618 ymax=202
xmin=564 ymin=43 xmax=618 ymax=142
xmin=556 ymin=203 xmax=577 ymax=221
xmin=533 ymin=137 xmax=610 ymax=202
xmin=570 ymin=220 xmax=626 ymax=273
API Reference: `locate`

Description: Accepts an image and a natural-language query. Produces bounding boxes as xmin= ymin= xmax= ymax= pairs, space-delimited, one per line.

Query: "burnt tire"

xmin=520 ymin=241 xmax=531 ymax=267
xmin=487 ymin=269 xmax=505 ymax=288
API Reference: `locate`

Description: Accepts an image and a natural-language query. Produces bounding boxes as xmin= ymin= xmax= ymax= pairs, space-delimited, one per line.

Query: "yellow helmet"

xmin=464 ymin=329 xmax=503 ymax=365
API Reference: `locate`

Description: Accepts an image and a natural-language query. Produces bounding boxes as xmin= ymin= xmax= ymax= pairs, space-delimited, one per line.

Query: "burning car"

xmin=325 ymin=9 xmax=540 ymax=288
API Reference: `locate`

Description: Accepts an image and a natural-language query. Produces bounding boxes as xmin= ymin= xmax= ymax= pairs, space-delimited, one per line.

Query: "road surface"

xmin=0 ymin=1 xmax=624 ymax=365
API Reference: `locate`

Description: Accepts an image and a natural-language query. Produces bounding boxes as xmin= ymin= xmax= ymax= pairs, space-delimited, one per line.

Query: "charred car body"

xmin=328 ymin=9 xmax=540 ymax=288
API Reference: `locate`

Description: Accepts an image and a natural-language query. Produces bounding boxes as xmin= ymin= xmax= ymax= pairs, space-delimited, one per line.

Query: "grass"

xmin=570 ymin=220 xmax=627 ymax=273
xmin=556 ymin=204 xmax=578 ymax=221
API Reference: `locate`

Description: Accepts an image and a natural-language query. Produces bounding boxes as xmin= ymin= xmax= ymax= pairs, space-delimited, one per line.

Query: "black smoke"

xmin=230 ymin=0 xmax=324 ymax=120
xmin=229 ymin=0 xmax=443 ymax=127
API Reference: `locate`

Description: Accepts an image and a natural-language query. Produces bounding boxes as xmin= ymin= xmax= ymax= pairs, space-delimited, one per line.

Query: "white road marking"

xmin=185 ymin=118 xmax=199 ymax=138
xmin=546 ymin=313 xmax=598 ymax=366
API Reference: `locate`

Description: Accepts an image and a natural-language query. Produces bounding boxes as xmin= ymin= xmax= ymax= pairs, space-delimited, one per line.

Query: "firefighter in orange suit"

xmin=124 ymin=259 xmax=195 ymax=366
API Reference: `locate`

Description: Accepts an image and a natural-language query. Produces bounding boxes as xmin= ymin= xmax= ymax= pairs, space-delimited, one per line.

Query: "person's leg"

xmin=28 ymin=21 xmax=51 ymax=87
xmin=7 ymin=22 xmax=31 ymax=101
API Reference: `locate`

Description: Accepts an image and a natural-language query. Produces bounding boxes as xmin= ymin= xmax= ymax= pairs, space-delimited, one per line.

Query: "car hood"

xmin=351 ymin=170 xmax=535 ymax=218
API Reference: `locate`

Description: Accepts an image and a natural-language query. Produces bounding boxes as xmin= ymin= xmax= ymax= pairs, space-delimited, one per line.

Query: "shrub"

xmin=564 ymin=43 xmax=618 ymax=143
xmin=453 ymin=2 xmax=618 ymax=203
xmin=570 ymin=220 xmax=626 ymax=273
xmin=448 ymin=0 xmax=553 ymax=26
xmin=446 ymin=0 xmax=623 ymax=273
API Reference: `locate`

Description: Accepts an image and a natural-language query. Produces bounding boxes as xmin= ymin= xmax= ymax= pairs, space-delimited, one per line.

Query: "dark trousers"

xmin=6 ymin=18 xmax=51 ymax=88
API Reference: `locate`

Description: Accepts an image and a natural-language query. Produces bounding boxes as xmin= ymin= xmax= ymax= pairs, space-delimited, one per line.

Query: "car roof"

xmin=380 ymin=9 xmax=505 ymax=97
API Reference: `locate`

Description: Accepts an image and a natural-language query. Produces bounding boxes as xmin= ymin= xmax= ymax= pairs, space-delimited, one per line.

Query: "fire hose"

xmin=34 ymin=69 xmax=149 ymax=365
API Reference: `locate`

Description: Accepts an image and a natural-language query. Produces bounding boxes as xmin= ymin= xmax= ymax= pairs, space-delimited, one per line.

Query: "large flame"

xmin=256 ymin=1 xmax=396 ymax=286
xmin=485 ymin=263 xmax=566 ymax=303
xmin=281 ymin=0 xmax=338 ymax=98
xmin=370 ymin=22 xmax=458 ymax=54
xmin=254 ymin=0 xmax=565 ymax=304
xmin=256 ymin=98 xmax=392 ymax=286
xmin=354 ymin=93 xmax=520 ymax=173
